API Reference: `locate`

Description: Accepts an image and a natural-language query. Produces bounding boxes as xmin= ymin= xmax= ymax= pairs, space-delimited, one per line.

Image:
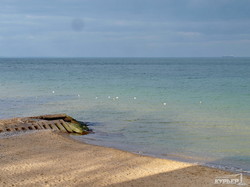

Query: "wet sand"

xmin=0 ymin=130 xmax=249 ymax=187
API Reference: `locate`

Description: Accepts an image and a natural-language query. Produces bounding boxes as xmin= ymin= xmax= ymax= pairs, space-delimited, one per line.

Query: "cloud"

xmin=1 ymin=0 xmax=250 ymax=57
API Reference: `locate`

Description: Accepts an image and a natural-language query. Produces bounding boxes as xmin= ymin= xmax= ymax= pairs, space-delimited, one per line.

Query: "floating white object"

xmin=108 ymin=96 xmax=111 ymax=99
xmin=200 ymin=101 xmax=202 ymax=104
xmin=95 ymin=97 xmax=98 ymax=99
xmin=52 ymin=91 xmax=55 ymax=94
xmin=163 ymin=103 xmax=167 ymax=106
xmin=116 ymin=97 xmax=119 ymax=99
xmin=134 ymin=97 xmax=137 ymax=100
xmin=77 ymin=94 xmax=80 ymax=97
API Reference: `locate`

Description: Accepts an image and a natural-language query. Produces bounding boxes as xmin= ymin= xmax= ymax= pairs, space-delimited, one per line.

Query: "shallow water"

xmin=1 ymin=57 xmax=250 ymax=172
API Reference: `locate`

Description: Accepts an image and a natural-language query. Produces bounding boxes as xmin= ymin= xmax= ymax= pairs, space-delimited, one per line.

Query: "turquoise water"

xmin=1 ymin=57 xmax=250 ymax=172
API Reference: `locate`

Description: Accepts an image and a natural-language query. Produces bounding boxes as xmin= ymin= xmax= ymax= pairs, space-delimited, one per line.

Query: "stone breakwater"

xmin=0 ymin=114 xmax=90 ymax=135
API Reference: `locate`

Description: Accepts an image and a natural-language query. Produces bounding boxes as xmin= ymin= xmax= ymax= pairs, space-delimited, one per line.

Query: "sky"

xmin=0 ymin=0 xmax=250 ymax=57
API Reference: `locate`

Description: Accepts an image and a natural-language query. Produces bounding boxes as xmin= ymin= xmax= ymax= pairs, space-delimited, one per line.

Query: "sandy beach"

xmin=0 ymin=130 xmax=249 ymax=187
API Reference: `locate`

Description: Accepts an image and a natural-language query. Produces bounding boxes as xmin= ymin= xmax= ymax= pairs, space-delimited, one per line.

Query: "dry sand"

xmin=0 ymin=130 xmax=249 ymax=187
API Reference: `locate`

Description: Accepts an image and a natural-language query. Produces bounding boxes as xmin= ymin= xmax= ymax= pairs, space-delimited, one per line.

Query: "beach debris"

xmin=0 ymin=114 xmax=90 ymax=135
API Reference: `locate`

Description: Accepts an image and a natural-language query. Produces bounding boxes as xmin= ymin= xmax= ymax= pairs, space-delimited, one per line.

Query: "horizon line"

xmin=0 ymin=56 xmax=249 ymax=58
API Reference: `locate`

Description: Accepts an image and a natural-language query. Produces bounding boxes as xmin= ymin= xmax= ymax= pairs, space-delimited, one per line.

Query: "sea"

xmin=1 ymin=57 xmax=250 ymax=173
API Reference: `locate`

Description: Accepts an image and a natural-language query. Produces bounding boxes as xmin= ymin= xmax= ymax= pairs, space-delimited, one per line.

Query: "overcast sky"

xmin=1 ymin=0 xmax=250 ymax=57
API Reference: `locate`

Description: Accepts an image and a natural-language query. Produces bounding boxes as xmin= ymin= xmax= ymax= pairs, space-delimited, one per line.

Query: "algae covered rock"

xmin=34 ymin=114 xmax=90 ymax=135
xmin=0 ymin=114 xmax=91 ymax=135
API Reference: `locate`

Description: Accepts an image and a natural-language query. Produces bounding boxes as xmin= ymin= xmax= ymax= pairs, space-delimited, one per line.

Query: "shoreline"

xmin=73 ymin=131 xmax=250 ymax=176
xmin=1 ymin=130 xmax=249 ymax=186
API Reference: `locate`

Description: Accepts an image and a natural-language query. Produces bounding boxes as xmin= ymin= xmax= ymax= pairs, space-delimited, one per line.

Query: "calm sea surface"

xmin=1 ymin=57 xmax=250 ymax=172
